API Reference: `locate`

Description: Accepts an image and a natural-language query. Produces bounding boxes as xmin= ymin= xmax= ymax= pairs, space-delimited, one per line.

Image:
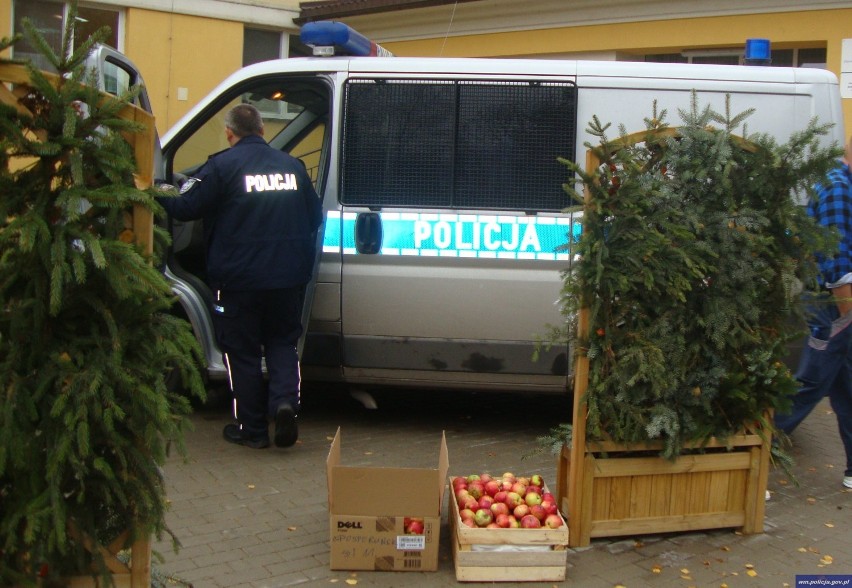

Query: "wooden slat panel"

xmin=594 ymin=452 xmax=751 ymax=477
xmin=629 ymin=474 xmax=652 ymax=519
xmin=591 ymin=476 xmax=611 ymax=522
xmin=687 ymin=472 xmax=710 ymax=514
xmin=590 ymin=512 xmax=746 ymax=538
xmin=648 ymin=473 xmax=672 ymax=517
xmin=707 ymin=471 xmax=732 ymax=512
xmin=608 ymin=476 xmax=631 ymax=521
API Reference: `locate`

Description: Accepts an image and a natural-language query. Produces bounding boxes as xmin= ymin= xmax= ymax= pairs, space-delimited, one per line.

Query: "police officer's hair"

xmin=225 ymin=104 xmax=263 ymax=138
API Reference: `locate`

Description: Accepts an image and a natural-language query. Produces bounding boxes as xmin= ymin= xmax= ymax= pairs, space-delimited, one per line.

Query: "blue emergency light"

xmin=744 ymin=38 xmax=771 ymax=65
xmin=300 ymin=21 xmax=394 ymax=57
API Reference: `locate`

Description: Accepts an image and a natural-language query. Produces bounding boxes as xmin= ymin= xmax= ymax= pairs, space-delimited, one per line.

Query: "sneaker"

xmin=222 ymin=423 xmax=269 ymax=449
xmin=843 ymin=476 xmax=852 ymax=489
xmin=274 ymin=404 xmax=298 ymax=448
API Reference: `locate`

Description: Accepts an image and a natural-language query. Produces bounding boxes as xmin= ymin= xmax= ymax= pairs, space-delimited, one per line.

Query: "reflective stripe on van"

xmin=324 ymin=211 xmax=582 ymax=260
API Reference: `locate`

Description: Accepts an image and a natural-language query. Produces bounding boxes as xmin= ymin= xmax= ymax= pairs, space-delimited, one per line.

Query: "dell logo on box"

xmin=338 ymin=521 xmax=363 ymax=529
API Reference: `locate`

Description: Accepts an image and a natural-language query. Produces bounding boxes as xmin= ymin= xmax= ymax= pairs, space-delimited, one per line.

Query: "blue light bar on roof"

xmin=300 ymin=21 xmax=394 ymax=57
xmin=744 ymin=38 xmax=771 ymax=65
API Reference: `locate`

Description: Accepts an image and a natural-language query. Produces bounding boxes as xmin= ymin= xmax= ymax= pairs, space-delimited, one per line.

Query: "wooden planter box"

xmin=448 ymin=478 xmax=570 ymax=582
xmin=63 ymin=528 xmax=151 ymax=588
xmin=555 ymin=434 xmax=770 ymax=547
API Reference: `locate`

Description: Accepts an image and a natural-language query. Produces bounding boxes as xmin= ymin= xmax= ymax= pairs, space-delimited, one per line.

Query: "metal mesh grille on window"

xmin=341 ymin=78 xmax=576 ymax=211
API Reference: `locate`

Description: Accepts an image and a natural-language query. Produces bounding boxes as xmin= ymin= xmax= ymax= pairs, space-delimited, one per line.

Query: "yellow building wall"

xmin=384 ymin=8 xmax=852 ymax=136
xmin=0 ymin=0 xmax=11 ymax=58
xmin=124 ymin=8 xmax=243 ymax=134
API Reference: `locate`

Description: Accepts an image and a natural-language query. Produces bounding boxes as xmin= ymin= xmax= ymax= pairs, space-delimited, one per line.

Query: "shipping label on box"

xmin=329 ymin=514 xmax=440 ymax=571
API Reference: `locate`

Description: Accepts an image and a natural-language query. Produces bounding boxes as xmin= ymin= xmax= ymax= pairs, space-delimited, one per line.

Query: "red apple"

xmin=525 ymin=491 xmax=543 ymax=507
xmin=504 ymin=491 xmax=523 ymax=509
xmin=542 ymin=492 xmax=555 ymax=503
xmin=508 ymin=516 xmax=521 ymax=528
xmin=459 ymin=508 xmax=476 ymax=521
xmin=406 ymin=519 xmax=425 ymax=534
xmin=501 ymin=472 xmax=516 ymax=483
xmin=461 ymin=517 xmax=476 ymax=528
xmin=517 ymin=477 xmax=530 ymax=486
xmin=511 ymin=482 xmax=528 ymax=496
xmin=484 ymin=480 xmax=501 ymax=497
xmin=541 ymin=499 xmax=558 ymax=516
xmin=490 ymin=502 xmax=509 ymax=517
xmin=526 ymin=485 xmax=542 ymax=496
xmin=529 ymin=504 xmax=547 ymax=522
xmin=474 ymin=508 xmax=493 ymax=527
xmin=467 ymin=481 xmax=485 ymax=500
xmin=461 ymin=497 xmax=479 ymax=512
xmin=455 ymin=488 xmax=471 ymax=504
xmin=452 ymin=476 xmax=468 ymax=489
xmin=544 ymin=514 xmax=563 ymax=529
xmin=478 ymin=495 xmax=494 ymax=510
xmin=520 ymin=514 xmax=541 ymax=528
xmin=513 ymin=504 xmax=530 ymax=519
xmin=493 ymin=490 xmax=508 ymax=504
xmin=495 ymin=513 xmax=512 ymax=528
xmin=486 ymin=522 xmax=501 ymax=529
xmin=479 ymin=473 xmax=493 ymax=484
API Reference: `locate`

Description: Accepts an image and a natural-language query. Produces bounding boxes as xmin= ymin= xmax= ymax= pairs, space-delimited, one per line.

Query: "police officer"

xmin=158 ymin=103 xmax=323 ymax=449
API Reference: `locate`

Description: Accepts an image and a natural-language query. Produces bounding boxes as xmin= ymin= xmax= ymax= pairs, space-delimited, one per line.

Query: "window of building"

xmin=645 ymin=47 xmax=827 ymax=68
xmin=12 ymin=0 xmax=121 ymax=71
xmin=340 ymin=78 xmax=577 ymax=211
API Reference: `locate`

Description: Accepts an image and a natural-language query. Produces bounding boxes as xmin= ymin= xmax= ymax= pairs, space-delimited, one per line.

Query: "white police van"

xmin=156 ymin=23 xmax=844 ymax=394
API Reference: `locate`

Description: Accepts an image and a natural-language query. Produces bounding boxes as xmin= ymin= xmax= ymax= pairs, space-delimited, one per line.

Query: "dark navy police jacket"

xmin=159 ymin=135 xmax=323 ymax=291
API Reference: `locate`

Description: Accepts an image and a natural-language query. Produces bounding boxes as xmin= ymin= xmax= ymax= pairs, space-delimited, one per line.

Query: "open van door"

xmin=83 ymin=44 xmax=162 ymax=177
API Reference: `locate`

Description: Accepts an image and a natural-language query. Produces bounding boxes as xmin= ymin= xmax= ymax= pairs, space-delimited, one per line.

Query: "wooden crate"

xmin=556 ymin=434 xmax=769 ymax=547
xmin=448 ymin=478 xmax=569 ymax=582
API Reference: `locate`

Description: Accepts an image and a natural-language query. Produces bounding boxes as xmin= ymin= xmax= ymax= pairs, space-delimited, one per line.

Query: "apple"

xmin=525 ymin=491 xmax=543 ymax=507
xmin=461 ymin=518 xmax=476 ymax=528
xmin=495 ymin=513 xmax=512 ymax=528
xmin=541 ymin=499 xmax=558 ymax=516
xmin=467 ymin=481 xmax=485 ymax=500
xmin=504 ymin=491 xmax=523 ymax=509
xmin=510 ymin=482 xmax=527 ymax=496
xmin=529 ymin=504 xmax=547 ymax=522
xmin=455 ymin=488 xmax=471 ymax=503
xmin=490 ymin=502 xmax=509 ymax=517
xmin=526 ymin=485 xmax=542 ymax=496
xmin=466 ymin=474 xmax=481 ymax=483
xmin=406 ymin=519 xmax=425 ymax=534
xmin=513 ymin=504 xmax=530 ymax=519
xmin=479 ymin=473 xmax=493 ymax=484
xmin=520 ymin=514 xmax=541 ymax=528
xmin=484 ymin=480 xmax=501 ymax=497
xmin=542 ymin=492 xmax=555 ymax=503
xmin=516 ymin=476 xmax=530 ymax=486
xmin=508 ymin=516 xmax=521 ymax=529
xmin=459 ymin=508 xmax=476 ymax=521
xmin=478 ymin=495 xmax=495 ymax=510
xmin=452 ymin=476 xmax=468 ymax=489
xmin=474 ymin=508 xmax=493 ymax=527
xmin=544 ymin=514 xmax=564 ymax=529
xmin=530 ymin=474 xmax=544 ymax=487
xmin=501 ymin=472 xmax=516 ymax=482
xmin=461 ymin=497 xmax=479 ymax=512
xmin=493 ymin=490 xmax=508 ymax=504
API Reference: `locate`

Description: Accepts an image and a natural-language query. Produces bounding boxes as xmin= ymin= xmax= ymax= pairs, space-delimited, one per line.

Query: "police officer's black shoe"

xmin=222 ymin=423 xmax=269 ymax=449
xmin=274 ymin=404 xmax=298 ymax=448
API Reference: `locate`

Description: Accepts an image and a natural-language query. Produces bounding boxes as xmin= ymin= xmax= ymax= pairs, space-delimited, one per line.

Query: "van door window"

xmin=340 ymin=78 xmax=577 ymax=211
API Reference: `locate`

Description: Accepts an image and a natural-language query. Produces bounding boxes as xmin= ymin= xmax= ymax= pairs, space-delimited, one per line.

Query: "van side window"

xmin=340 ymin=78 xmax=577 ymax=211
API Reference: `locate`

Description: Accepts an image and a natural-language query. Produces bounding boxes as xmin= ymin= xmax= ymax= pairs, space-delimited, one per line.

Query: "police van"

xmin=155 ymin=23 xmax=845 ymax=395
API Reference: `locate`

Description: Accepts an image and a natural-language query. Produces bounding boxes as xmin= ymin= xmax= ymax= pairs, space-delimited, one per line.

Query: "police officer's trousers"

xmin=213 ymin=287 xmax=304 ymax=441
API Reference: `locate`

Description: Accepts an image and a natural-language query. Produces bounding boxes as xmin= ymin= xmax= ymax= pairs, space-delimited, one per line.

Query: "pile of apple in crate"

xmin=449 ymin=472 xmax=570 ymax=582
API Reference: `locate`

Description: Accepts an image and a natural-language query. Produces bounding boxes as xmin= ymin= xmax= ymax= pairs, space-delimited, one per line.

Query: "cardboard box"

xmin=326 ymin=427 xmax=448 ymax=572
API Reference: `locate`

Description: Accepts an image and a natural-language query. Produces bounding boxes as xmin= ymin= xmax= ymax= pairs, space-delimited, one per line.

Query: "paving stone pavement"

xmin=152 ymin=386 xmax=851 ymax=588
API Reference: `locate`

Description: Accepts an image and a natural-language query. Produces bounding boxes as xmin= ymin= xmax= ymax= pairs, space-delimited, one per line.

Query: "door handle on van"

xmin=355 ymin=212 xmax=383 ymax=254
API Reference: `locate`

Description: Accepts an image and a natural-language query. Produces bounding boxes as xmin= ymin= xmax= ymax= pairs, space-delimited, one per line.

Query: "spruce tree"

xmin=0 ymin=7 xmax=204 ymax=586
xmin=555 ymin=95 xmax=841 ymax=459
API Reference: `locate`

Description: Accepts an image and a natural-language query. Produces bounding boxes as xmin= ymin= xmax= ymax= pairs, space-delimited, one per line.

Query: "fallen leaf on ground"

xmin=652 ymin=564 xmax=662 ymax=574
xmin=345 ymin=580 xmax=357 ymax=586
xmin=364 ymin=451 xmax=373 ymax=455
xmin=287 ymin=526 xmax=297 ymax=531
xmin=807 ymin=497 xmax=816 ymax=504
xmin=820 ymin=555 xmax=833 ymax=565
xmin=825 ymin=522 xmax=835 ymax=528
xmin=745 ymin=564 xmax=754 ymax=569
xmin=721 ymin=546 xmax=731 ymax=552
xmin=747 ymin=570 xmax=757 ymax=577
xmin=247 ymin=484 xmax=255 ymax=490
xmin=798 ymin=547 xmax=808 ymax=553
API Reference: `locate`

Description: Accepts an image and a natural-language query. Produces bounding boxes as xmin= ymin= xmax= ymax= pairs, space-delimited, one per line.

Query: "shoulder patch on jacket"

xmin=179 ymin=177 xmax=201 ymax=194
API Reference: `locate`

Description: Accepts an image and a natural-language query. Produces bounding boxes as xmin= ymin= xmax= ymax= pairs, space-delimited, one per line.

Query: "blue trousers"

xmin=213 ymin=287 xmax=304 ymax=440
xmin=776 ymin=299 xmax=852 ymax=477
